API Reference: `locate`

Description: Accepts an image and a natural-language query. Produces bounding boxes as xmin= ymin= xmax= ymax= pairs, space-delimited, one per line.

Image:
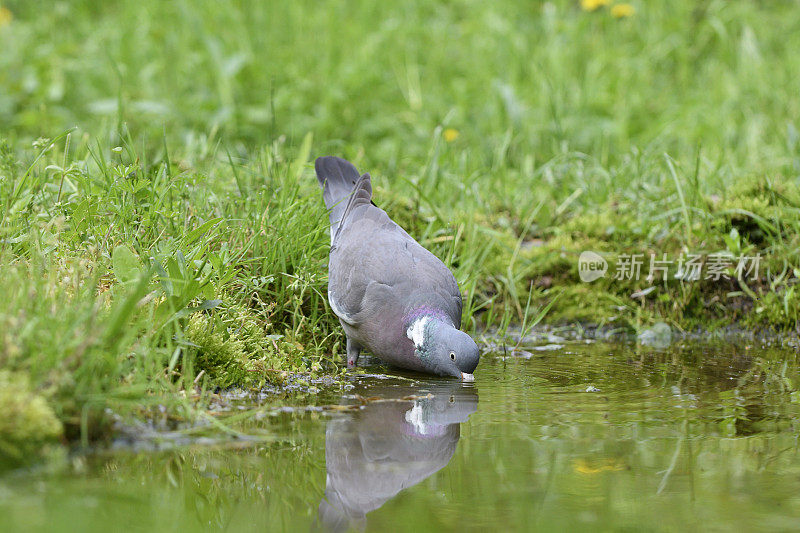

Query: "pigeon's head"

xmin=407 ymin=317 xmax=480 ymax=380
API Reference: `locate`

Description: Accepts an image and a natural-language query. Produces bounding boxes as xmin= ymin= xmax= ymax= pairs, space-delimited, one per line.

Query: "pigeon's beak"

xmin=461 ymin=372 xmax=474 ymax=382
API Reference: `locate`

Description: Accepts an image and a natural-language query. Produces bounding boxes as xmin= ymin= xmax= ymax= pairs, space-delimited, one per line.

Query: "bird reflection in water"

xmin=318 ymin=380 xmax=479 ymax=532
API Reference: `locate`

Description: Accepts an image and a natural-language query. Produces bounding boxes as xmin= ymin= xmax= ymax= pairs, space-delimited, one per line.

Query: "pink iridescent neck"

xmin=403 ymin=305 xmax=450 ymax=327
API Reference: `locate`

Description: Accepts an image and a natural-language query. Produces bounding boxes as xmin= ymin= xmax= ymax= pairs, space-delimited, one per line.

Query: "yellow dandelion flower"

xmin=581 ymin=0 xmax=610 ymax=12
xmin=0 ymin=7 xmax=13 ymax=27
xmin=611 ymin=3 xmax=635 ymax=18
xmin=443 ymin=128 xmax=460 ymax=142
xmin=573 ymin=458 xmax=625 ymax=475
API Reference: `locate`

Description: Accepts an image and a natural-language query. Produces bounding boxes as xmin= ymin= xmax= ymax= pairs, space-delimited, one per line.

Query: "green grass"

xmin=1 ymin=0 xmax=800 ymax=462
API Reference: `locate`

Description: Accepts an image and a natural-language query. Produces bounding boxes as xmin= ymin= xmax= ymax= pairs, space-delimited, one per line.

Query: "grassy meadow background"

xmin=1 ymin=0 xmax=800 ymax=462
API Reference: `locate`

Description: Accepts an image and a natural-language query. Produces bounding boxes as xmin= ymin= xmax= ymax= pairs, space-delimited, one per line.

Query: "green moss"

xmin=559 ymin=210 xmax=637 ymax=244
xmin=542 ymin=285 xmax=630 ymax=325
xmin=185 ymin=311 xmax=310 ymax=389
xmin=744 ymin=289 xmax=800 ymax=331
xmin=0 ymin=371 xmax=63 ymax=466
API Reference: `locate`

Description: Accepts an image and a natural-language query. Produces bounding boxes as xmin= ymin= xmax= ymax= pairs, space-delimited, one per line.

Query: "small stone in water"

xmin=585 ymin=385 xmax=600 ymax=393
xmin=532 ymin=344 xmax=565 ymax=351
xmin=637 ymin=322 xmax=672 ymax=349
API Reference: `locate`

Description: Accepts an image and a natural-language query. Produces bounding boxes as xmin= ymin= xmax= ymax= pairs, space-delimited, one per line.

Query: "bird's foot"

xmin=345 ymin=338 xmax=360 ymax=369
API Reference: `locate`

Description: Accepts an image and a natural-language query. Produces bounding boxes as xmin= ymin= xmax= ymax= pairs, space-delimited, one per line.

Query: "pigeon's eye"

xmin=449 ymin=351 xmax=456 ymax=360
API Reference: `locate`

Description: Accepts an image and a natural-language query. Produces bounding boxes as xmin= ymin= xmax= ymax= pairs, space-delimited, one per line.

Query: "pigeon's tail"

xmin=314 ymin=156 xmax=373 ymax=241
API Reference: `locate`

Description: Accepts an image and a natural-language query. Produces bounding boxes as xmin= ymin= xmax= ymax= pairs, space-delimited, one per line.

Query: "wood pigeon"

xmin=315 ymin=156 xmax=480 ymax=380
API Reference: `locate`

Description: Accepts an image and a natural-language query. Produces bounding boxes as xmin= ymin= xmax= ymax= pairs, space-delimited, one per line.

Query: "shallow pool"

xmin=4 ymin=340 xmax=800 ymax=531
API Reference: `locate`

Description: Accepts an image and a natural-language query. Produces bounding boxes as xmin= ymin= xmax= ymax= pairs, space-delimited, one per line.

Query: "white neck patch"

xmin=406 ymin=316 xmax=430 ymax=349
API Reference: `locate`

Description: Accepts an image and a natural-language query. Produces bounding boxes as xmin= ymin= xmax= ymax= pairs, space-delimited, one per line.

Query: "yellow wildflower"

xmin=443 ymin=128 xmax=460 ymax=142
xmin=573 ymin=458 xmax=625 ymax=475
xmin=581 ymin=0 xmax=610 ymax=11
xmin=611 ymin=3 xmax=635 ymax=18
xmin=0 ymin=7 xmax=13 ymax=27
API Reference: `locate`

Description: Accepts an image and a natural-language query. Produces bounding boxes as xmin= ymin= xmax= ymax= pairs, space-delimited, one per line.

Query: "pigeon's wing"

xmin=327 ymin=179 xmax=462 ymax=327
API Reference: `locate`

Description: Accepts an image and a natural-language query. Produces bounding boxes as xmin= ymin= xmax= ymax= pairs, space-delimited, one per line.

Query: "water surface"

xmin=4 ymin=340 xmax=800 ymax=531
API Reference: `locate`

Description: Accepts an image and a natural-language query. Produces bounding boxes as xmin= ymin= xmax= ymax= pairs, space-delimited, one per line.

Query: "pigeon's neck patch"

xmin=406 ymin=316 xmax=432 ymax=350
xmin=404 ymin=307 xmax=452 ymax=360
